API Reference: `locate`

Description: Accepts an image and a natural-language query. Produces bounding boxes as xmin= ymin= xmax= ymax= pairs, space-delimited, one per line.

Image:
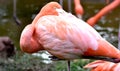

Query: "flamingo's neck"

xmin=94 ymin=0 xmax=120 ymax=23
xmin=87 ymin=0 xmax=120 ymax=26
xmin=20 ymin=24 xmax=44 ymax=53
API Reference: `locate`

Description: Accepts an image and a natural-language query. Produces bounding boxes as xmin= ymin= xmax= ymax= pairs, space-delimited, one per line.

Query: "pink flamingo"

xmin=20 ymin=1 xmax=120 ymax=71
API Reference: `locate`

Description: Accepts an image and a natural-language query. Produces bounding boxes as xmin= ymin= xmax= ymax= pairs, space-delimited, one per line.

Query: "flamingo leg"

xmin=59 ymin=0 xmax=63 ymax=7
xmin=49 ymin=55 xmax=71 ymax=71
xmin=118 ymin=24 xmax=120 ymax=49
xmin=67 ymin=1 xmax=72 ymax=70
xmin=13 ymin=0 xmax=21 ymax=25
xmin=68 ymin=0 xmax=72 ymax=12
xmin=67 ymin=60 xmax=71 ymax=71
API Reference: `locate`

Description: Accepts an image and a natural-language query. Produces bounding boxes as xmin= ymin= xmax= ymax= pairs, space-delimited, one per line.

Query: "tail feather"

xmin=84 ymin=39 xmax=120 ymax=59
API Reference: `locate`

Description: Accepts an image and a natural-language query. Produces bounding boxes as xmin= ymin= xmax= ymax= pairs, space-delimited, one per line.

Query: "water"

xmin=0 ymin=0 xmax=120 ymax=49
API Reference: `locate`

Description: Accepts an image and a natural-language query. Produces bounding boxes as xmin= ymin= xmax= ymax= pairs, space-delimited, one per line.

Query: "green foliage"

xmin=51 ymin=61 xmax=68 ymax=71
xmin=0 ymin=51 xmax=93 ymax=71
xmin=0 ymin=51 xmax=53 ymax=71
xmin=71 ymin=60 xmax=91 ymax=71
xmin=51 ymin=59 xmax=92 ymax=71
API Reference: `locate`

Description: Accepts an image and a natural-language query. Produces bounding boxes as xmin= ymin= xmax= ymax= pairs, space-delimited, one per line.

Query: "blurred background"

xmin=0 ymin=0 xmax=120 ymax=71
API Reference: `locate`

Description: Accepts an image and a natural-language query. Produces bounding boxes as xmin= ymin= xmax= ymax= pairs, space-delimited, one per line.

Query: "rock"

xmin=0 ymin=36 xmax=15 ymax=58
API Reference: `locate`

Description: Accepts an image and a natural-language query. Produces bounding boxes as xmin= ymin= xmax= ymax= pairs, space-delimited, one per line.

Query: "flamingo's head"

xmin=39 ymin=2 xmax=62 ymax=17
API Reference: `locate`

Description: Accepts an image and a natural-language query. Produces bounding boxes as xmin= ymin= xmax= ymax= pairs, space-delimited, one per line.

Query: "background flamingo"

xmin=74 ymin=0 xmax=84 ymax=18
xmin=86 ymin=0 xmax=120 ymax=26
xmin=84 ymin=60 xmax=120 ymax=71
xmin=20 ymin=1 xmax=120 ymax=71
xmin=59 ymin=0 xmax=84 ymax=18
